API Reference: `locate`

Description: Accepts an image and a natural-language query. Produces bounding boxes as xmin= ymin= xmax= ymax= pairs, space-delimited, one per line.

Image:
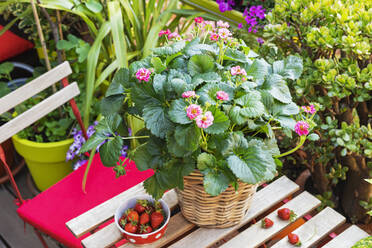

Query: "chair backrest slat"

xmin=0 ymin=61 xmax=72 ymax=115
xmin=0 ymin=82 xmax=80 ymax=143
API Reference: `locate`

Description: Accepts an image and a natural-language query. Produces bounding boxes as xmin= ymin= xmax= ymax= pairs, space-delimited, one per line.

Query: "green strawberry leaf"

xmin=143 ymin=176 xmax=167 ymax=200
xmin=100 ymin=136 xmax=123 ymax=167
xmin=235 ymin=91 xmax=265 ymax=118
xmin=143 ymin=103 xmax=174 ymax=138
xmin=203 ymin=170 xmax=230 ymax=196
xmin=262 ymin=74 xmax=292 ymax=104
xmin=174 ymin=124 xmax=200 ymax=152
xmin=151 ymin=57 xmax=167 ymax=73
xmin=152 ymin=74 xmax=167 ymax=96
xmin=153 ymin=40 xmax=186 ymax=56
xmin=100 ymin=95 xmax=125 ymax=116
xmin=168 ymin=99 xmax=192 ymax=124
xmin=244 ymin=58 xmax=269 ymax=81
xmin=188 ymin=54 xmax=215 ymax=76
xmin=197 ymin=153 xmax=216 ymax=170
xmin=227 ymin=144 xmax=276 ymax=184
xmin=204 ymin=105 xmax=230 ymax=134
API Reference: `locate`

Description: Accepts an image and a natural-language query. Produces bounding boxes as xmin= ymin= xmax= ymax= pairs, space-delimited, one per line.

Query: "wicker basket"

xmin=176 ymin=170 xmax=258 ymax=228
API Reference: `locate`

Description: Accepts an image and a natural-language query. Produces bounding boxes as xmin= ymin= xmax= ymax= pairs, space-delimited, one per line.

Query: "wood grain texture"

xmin=169 ymin=176 xmax=299 ymax=248
xmin=322 ymin=225 xmax=369 ymax=248
xmin=271 ymin=207 xmax=345 ymax=248
xmin=220 ymin=191 xmax=321 ymax=248
xmin=0 ymin=61 xmax=72 ymax=115
xmin=0 ymin=82 xmax=80 ymax=143
xmin=118 ymin=212 xmax=195 ymax=248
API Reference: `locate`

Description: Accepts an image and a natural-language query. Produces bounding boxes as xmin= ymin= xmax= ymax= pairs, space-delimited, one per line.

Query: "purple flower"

xmin=257 ymin=37 xmax=264 ymax=45
xmin=128 ymin=128 xmax=132 ymax=136
xmin=73 ymin=159 xmax=87 ymax=170
xmin=66 ymin=151 xmax=74 ymax=161
xmin=120 ymin=145 xmax=129 ymax=157
xmin=218 ymin=1 xmax=232 ymax=12
xmin=238 ymin=23 xmax=243 ymax=29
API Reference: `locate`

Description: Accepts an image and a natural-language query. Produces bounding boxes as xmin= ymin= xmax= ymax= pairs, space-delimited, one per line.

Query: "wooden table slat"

xmin=169 ymin=176 xmax=299 ymax=248
xmin=66 ymin=183 xmax=147 ymax=237
xmin=271 ymin=207 xmax=345 ymax=248
xmin=322 ymin=225 xmax=370 ymax=248
xmin=80 ymin=190 xmax=178 ymax=248
xmin=220 ymin=191 xmax=321 ymax=248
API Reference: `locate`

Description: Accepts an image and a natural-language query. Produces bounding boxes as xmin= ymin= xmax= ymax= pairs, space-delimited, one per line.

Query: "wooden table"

xmin=66 ymin=176 xmax=369 ymax=248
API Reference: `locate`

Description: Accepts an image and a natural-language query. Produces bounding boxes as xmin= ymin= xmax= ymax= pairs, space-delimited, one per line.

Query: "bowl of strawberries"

xmin=114 ymin=195 xmax=170 ymax=245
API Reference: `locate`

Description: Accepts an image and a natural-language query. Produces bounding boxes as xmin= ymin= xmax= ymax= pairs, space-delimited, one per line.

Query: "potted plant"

xmin=83 ymin=19 xmax=317 ymax=228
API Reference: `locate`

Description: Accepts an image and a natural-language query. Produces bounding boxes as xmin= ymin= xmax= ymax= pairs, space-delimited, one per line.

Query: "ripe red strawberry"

xmin=126 ymin=209 xmax=139 ymax=223
xmin=140 ymin=212 xmax=150 ymax=225
xmin=277 ymin=208 xmax=296 ymax=222
xmin=134 ymin=200 xmax=147 ymax=214
xmin=151 ymin=211 xmax=164 ymax=229
xmin=119 ymin=215 xmax=127 ymax=228
xmin=124 ymin=223 xmax=138 ymax=233
xmin=261 ymin=217 xmax=274 ymax=228
xmin=140 ymin=225 xmax=153 ymax=234
xmin=288 ymin=233 xmax=301 ymax=246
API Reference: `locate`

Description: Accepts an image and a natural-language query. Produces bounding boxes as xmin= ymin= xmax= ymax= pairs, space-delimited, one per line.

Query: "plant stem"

xmin=121 ymin=135 xmax=149 ymax=140
xmin=274 ymin=135 xmax=306 ymax=158
xmin=82 ymin=148 xmax=96 ymax=194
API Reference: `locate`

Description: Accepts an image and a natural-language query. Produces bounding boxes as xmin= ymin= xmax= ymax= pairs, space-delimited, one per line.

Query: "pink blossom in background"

xmin=194 ymin=17 xmax=204 ymax=23
xmin=136 ymin=68 xmax=151 ymax=82
xmin=217 ymin=20 xmax=230 ymax=28
xmin=182 ymin=91 xmax=196 ymax=98
xmin=159 ymin=29 xmax=171 ymax=37
xmin=230 ymin=66 xmax=247 ymax=76
xmin=195 ymin=111 xmax=214 ymax=129
xmin=218 ymin=28 xmax=231 ymax=39
xmin=203 ymin=21 xmax=216 ymax=30
xmin=301 ymin=105 xmax=316 ymax=114
xmin=238 ymin=23 xmax=243 ymax=29
xmin=186 ymin=104 xmax=202 ymax=120
xmin=216 ymin=91 xmax=229 ymax=101
xmin=168 ymin=32 xmax=180 ymax=40
xmin=210 ymin=33 xmax=219 ymax=41
xmin=294 ymin=121 xmax=310 ymax=136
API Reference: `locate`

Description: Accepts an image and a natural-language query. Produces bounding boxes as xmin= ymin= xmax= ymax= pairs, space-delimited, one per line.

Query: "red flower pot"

xmin=114 ymin=195 xmax=170 ymax=245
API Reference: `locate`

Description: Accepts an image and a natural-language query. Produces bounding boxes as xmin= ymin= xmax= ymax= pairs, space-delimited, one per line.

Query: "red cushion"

xmin=0 ymin=25 xmax=34 ymax=62
xmin=17 ymin=154 xmax=153 ymax=248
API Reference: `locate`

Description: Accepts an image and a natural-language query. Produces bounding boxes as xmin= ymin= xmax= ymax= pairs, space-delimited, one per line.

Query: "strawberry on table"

xmin=261 ymin=217 xmax=274 ymax=228
xmin=277 ymin=208 xmax=297 ymax=222
xmin=288 ymin=233 xmax=301 ymax=246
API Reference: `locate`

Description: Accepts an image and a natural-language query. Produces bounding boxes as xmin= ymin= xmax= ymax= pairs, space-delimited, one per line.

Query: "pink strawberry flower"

xmin=194 ymin=17 xmax=204 ymax=24
xmin=195 ymin=111 xmax=214 ymax=129
xmin=301 ymin=105 xmax=316 ymax=114
xmin=186 ymin=104 xmax=202 ymax=120
xmin=159 ymin=29 xmax=171 ymax=37
xmin=230 ymin=65 xmax=247 ymax=76
xmin=182 ymin=91 xmax=196 ymax=98
xmin=204 ymin=20 xmax=216 ymax=29
xmin=294 ymin=121 xmax=310 ymax=136
xmin=216 ymin=91 xmax=229 ymax=101
xmin=210 ymin=33 xmax=219 ymax=41
xmin=218 ymin=28 xmax=231 ymax=39
xmin=136 ymin=68 xmax=151 ymax=82
xmin=217 ymin=20 xmax=230 ymax=28
xmin=168 ymin=32 xmax=180 ymax=40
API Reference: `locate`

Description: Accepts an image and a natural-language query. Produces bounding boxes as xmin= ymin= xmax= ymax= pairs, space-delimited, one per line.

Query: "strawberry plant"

xmin=82 ymin=19 xmax=316 ymax=199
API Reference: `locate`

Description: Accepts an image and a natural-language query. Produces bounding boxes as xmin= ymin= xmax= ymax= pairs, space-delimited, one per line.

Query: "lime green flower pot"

xmin=181 ymin=0 xmax=245 ymax=25
xmin=12 ymin=135 xmax=73 ymax=191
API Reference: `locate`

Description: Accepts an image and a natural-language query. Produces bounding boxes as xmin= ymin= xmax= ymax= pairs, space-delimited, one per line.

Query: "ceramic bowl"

xmin=114 ymin=195 xmax=170 ymax=245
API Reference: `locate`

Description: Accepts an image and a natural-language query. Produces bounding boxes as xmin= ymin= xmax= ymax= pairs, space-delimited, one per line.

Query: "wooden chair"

xmin=0 ymin=62 xmax=153 ymax=247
